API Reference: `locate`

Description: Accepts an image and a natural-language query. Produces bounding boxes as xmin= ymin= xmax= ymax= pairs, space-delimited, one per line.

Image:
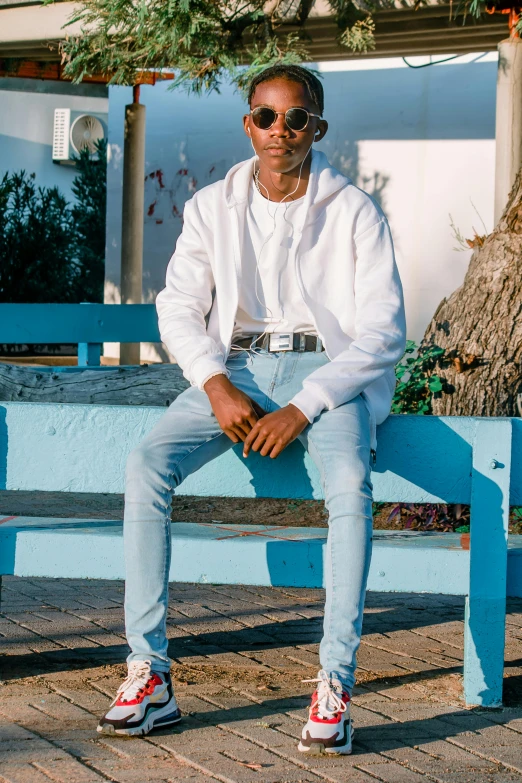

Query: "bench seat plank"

xmin=2 ymin=517 xmax=522 ymax=597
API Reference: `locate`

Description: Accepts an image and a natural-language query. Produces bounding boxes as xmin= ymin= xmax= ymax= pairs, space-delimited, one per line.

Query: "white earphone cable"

xmin=229 ymin=140 xmax=312 ymax=364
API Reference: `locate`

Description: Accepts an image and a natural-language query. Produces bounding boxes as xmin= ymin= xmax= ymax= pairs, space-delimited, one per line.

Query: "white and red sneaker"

xmin=97 ymin=660 xmax=181 ymax=736
xmin=298 ymin=670 xmax=353 ymax=755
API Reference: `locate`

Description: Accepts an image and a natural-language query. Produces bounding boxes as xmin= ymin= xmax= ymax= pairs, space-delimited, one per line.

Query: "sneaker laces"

xmin=117 ymin=660 xmax=156 ymax=703
xmin=302 ymin=670 xmax=347 ymax=719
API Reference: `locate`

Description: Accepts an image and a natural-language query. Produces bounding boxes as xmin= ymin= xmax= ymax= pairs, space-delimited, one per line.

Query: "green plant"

xmin=392 ymin=340 xmax=445 ymax=415
xmin=0 ymin=171 xmax=78 ymax=303
xmin=511 ymin=507 xmax=522 ymax=535
xmin=54 ymin=0 xmax=319 ymax=91
xmin=388 ymin=502 xmax=469 ymax=532
xmin=71 ymin=138 xmax=107 ymax=303
xmin=385 ymin=504 xmax=522 ymax=534
xmin=52 ymin=0 xmax=495 ymax=90
xmin=0 ymin=147 xmax=106 ymax=307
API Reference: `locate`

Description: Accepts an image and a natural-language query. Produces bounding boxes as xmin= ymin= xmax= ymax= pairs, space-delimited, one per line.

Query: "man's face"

xmin=243 ymin=77 xmax=327 ymax=174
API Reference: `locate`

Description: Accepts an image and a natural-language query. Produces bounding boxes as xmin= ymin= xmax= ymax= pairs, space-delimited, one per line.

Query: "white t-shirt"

xmin=232 ymin=179 xmax=317 ymax=343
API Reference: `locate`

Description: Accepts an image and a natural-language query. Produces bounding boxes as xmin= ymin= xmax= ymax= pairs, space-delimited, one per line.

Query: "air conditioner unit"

xmin=52 ymin=109 xmax=108 ymax=163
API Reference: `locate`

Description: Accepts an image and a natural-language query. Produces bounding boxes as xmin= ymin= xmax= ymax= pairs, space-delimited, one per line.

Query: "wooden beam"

xmin=0 ymin=59 xmax=174 ymax=83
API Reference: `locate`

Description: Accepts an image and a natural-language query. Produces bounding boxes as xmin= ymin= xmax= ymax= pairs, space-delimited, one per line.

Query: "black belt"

xmin=234 ymin=333 xmax=324 ymax=353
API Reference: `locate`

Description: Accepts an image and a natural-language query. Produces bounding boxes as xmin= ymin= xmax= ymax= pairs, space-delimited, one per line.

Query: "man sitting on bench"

xmin=97 ymin=64 xmax=406 ymax=755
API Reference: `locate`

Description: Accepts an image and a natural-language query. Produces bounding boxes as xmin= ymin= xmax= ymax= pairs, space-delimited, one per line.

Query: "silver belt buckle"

xmin=269 ymin=333 xmax=293 ymax=351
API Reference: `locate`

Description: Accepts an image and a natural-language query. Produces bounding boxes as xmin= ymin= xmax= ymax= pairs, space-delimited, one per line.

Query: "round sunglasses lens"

xmin=286 ymin=108 xmax=309 ymax=131
xmin=252 ymin=108 xmax=276 ymax=129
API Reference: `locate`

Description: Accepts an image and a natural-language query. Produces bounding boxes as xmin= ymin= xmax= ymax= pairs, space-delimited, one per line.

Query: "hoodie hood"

xmin=223 ymin=149 xmax=351 ymax=210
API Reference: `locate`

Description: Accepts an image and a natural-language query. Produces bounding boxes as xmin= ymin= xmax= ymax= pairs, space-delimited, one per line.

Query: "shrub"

xmin=0 ymin=139 xmax=106 ymax=305
xmin=392 ymin=340 xmax=445 ymax=415
xmin=0 ymin=172 xmax=78 ymax=303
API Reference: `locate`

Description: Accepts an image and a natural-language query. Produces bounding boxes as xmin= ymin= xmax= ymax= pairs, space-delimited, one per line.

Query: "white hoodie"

xmin=156 ymin=150 xmax=406 ymax=436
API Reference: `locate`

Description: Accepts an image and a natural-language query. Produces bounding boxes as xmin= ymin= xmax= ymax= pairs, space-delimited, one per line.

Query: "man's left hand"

xmin=242 ymin=404 xmax=309 ymax=459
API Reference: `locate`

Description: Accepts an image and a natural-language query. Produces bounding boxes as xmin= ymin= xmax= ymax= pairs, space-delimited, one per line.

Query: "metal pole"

xmin=120 ymin=85 xmax=146 ymax=365
xmin=494 ymin=16 xmax=522 ymax=224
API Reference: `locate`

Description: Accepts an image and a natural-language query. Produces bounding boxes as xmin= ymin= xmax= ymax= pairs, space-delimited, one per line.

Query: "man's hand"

xmin=242 ymin=404 xmax=309 ymax=459
xmin=203 ymin=374 xmax=266 ymax=443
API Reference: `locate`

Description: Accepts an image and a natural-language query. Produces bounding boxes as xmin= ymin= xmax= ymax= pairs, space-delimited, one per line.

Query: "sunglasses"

xmin=251 ymin=106 xmax=321 ymax=132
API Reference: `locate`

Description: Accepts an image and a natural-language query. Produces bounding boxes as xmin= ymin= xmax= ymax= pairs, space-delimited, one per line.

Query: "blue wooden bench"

xmin=0 ymin=400 xmax=520 ymax=708
xmin=0 ymin=304 xmax=159 ymax=367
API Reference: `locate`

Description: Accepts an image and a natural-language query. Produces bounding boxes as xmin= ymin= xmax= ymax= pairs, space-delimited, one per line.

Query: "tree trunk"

xmin=422 ymin=166 xmax=522 ymax=416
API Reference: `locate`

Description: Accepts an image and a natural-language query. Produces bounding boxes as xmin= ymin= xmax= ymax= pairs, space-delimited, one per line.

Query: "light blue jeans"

xmin=124 ymin=349 xmax=374 ymax=694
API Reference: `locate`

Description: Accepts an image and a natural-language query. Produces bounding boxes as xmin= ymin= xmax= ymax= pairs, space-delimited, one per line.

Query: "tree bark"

xmin=422 ymin=166 xmax=522 ymax=416
xmin=0 ymin=364 xmax=188 ymax=406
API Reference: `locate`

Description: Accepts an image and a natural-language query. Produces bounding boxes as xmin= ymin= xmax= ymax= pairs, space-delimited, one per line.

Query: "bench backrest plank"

xmin=1 ymin=402 xmax=519 ymax=504
xmin=0 ymin=304 xmax=160 ymax=344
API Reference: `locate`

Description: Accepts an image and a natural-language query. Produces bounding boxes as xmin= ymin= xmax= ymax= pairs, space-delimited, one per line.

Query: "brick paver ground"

xmin=1 ymin=577 xmax=522 ymax=783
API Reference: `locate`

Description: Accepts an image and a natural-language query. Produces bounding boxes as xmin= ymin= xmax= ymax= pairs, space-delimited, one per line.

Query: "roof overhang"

xmin=0 ymin=0 xmax=510 ymax=66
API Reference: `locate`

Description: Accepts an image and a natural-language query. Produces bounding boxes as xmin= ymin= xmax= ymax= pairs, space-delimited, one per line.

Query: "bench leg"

xmin=464 ymin=419 xmax=512 ymax=707
xmin=78 ymin=342 xmax=102 ymax=367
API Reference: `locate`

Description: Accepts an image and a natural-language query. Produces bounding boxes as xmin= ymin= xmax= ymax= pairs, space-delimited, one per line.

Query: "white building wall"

xmin=105 ymin=53 xmax=497 ymax=361
xmin=0 ymin=79 xmax=108 ymax=202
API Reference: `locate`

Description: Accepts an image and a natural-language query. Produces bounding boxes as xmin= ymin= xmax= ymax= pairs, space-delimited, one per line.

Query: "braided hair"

xmin=247 ymin=64 xmax=324 ymax=115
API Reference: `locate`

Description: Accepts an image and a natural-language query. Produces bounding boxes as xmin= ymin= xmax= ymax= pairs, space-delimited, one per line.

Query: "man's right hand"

xmin=203 ymin=374 xmax=266 ymax=443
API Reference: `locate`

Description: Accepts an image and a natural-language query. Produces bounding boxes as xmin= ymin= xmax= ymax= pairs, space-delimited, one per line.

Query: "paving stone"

xmin=2 ymin=578 xmax=522 ymax=783
xmin=356 ymin=758 xmax=439 ymax=782
xmin=385 ymin=740 xmax=522 ymax=783
xmin=0 ymin=763 xmax=65 ymax=783
xmin=150 ymin=717 xmax=321 ymax=783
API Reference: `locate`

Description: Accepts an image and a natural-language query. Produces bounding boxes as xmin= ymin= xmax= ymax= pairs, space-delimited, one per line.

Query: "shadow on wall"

xmin=0 ymin=405 xmax=16 ymax=585
xmin=324 ymin=138 xmax=389 ymax=210
xmin=0 ymin=406 xmax=6 ymax=490
xmin=320 ymin=61 xmax=496 ymax=142
xmin=143 ymin=157 xmax=232 ymax=227
xmin=141 ymin=140 xmax=388 ymax=229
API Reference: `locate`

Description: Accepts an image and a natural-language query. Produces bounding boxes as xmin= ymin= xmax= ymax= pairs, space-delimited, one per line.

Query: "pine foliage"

xmin=51 ymin=0 xmax=497 ymax=90
xmin=55 ymin=0 xmax=388 ymax=90
xmin=71 ymin=139 xmax=107 ymax=303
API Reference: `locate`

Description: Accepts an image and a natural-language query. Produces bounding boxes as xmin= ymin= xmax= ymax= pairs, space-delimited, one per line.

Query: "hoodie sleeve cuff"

xmin=288 ymin=388 xmax=327 ymax=423
xmin=190 ymin=354 xmax=230 ymax=390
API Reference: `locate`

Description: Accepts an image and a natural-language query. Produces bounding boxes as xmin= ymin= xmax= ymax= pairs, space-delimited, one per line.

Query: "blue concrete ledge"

xmin=1 ymin=403 xmax=521 ymax=505
xmin=1 ymin=517 xmax=521 ymax=596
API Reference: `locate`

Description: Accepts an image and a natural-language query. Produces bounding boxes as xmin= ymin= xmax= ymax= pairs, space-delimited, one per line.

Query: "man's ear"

xmin=314 ymin=119 xmax=328 ymax=142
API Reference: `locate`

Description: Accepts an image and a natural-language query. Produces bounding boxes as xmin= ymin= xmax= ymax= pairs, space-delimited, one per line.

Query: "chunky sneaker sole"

xmin=97 ymin=700 xmax=181 ymax=737
xmin=298 ymin=721 xmax=354 ymax=755
xmin=97 ymin=661 xmax=181 ymax=737
xmin=298 ymin=670 xmax=353 ymax=755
